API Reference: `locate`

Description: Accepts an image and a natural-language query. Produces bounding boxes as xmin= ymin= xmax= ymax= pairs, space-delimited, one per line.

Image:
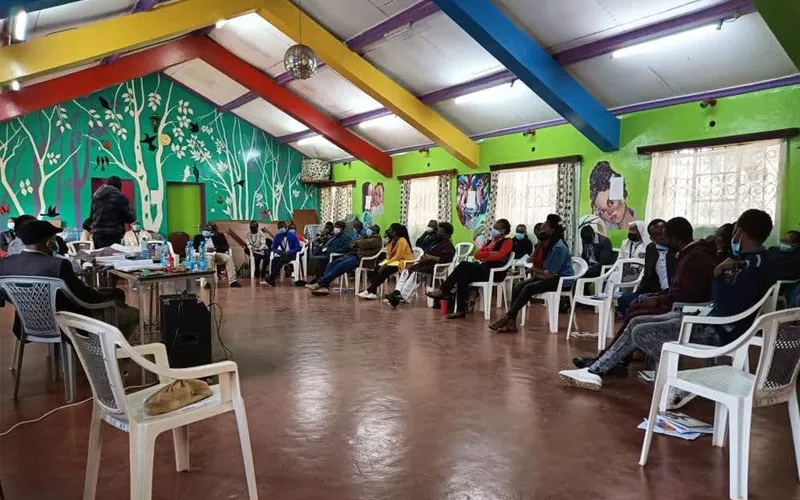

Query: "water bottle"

xmin=160 ymin=243 xmax=169 ymax=266
xmin=185 ymin=241 xmax=194 ymax=269
xmin=199 ymin=241 xmax=208 ymax=271
xmin=140 ymin=238 xmax=148 ymax=260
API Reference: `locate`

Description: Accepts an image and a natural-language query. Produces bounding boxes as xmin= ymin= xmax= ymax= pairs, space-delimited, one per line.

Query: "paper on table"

xmin=609 ymin=176 xmax=625 ymax=201
xmin=110 ymin=243 xmax=140 ymax=254
xmin=113 ymin=260 xmax=165 ymax=271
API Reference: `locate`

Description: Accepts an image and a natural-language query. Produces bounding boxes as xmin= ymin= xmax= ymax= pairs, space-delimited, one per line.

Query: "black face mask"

xmin=628 ymin=233 xmax=641 ymax=242
xmin=250 ymin=227 xmax=258 ymax=234
xmin=538 ymin=232 xmax=552 ymax=241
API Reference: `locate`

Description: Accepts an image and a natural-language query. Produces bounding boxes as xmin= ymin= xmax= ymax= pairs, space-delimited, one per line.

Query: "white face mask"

xmin=333 ymin=227 xmax=341 ymax=235
xmin=7 ymin=221 xmax=14 ymax=230
xmin=132 ymin=224 xmax=141 ymax=232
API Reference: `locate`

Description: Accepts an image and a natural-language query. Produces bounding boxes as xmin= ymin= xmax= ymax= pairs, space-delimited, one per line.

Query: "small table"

xmin=108 ymin=269 xmax=217 ymax=344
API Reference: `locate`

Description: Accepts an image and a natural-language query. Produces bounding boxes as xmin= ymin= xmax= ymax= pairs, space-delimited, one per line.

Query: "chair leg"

xmin=739 ymin=402 xmax=753 ymax=499
xmin=728 ymin=402 xmax=743 ymax=500
xmin=547 ymin=296 xmax=558 ymax=333
xmin=566 ymin=297 xmax=577 ymax=341
xmin=713 ymin=401 xmax=729 ymax=448
xmin=520 ymin=305 xmax=527 ymax=327
xmin=483 ymin=286 xmax=491 ymax=321
xmin=84 ymin=405 xmax=103 ymax=500
xmin=130 ymin=428 xmax=156 ymax=500
xmin=788 ymin=391 xmax=800 ymax=482
xmin=61 ymin=342 xmax=76 ymax=403
xmin=9 ymin=337 xmax=19 ymax=371
xmin=233 ymin=396 xmax=259 ymax=500
xmin=172 ymin=426 xmax=190 ymax=472
xmin=639 ymin=362 xmax=670 ymax=466
xmin=597 ymin=308 xmax=607 ymax=352
xmin=12 ymin=339 xmax=25 ymax=400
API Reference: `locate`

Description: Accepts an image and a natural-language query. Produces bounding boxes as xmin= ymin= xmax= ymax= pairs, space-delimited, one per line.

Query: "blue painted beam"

xmin=431 ymin=0 xmax=620 ymax=151
xmin=0 ymin=0 xmax=83 ymax=17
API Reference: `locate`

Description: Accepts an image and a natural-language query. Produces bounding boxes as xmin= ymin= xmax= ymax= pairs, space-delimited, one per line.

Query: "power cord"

xmin=207 ymin=302 xmax=232 ymax=360
xmin=0 ymin=382 xmax=154 ymax=438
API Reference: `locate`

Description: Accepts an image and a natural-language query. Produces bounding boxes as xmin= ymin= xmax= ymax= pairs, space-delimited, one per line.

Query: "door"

xmin=166 ymin=183 xmax=204 ymax=236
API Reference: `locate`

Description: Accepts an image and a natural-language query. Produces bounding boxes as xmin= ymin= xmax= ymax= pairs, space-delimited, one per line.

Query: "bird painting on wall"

xmin=98 ymin=96 xmax=111 ymax=110
xmin=189 ymin=122 xmax=199 ymax=134
xmin=192 ymin=164 xmax=200 ymax=183
xmin=141 ymin=134 xmax=158 ymax=152
xmin=235 ymin=179 xmax=245 ymax=187
xmin=41 ymin=205 xmax=60 ymax=218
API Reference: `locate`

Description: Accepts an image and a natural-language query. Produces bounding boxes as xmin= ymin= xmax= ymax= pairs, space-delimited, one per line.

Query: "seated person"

xmin=358 ymin=223 xmax=414 ymax=300
xmin=385 ymin=222 xmax=456 ymax=307
xmin=245 ymin=221 xmax=268 ymax=282
xmin=122 ymin=220 xmax=152 ymax=247
xmin=560 ymin=210 xmax=774 ymax=394
xmin=0 ymin=218 xmax=16 ymax=253
xmin=265 ymin=221 xmax=302 ymax=286
xmin=313 ymin=222 xmax=335 ymax=249
xmin=308 ymin=220 xmax=351 ymax=283
xmin=193 ymin=224 xmax=241 ymax=288
xmin=6 ymin=215 xmax=37 ymax=256
xmin=426 ymin=219 xmax=514 ymax=319
xmin=511 ymin=224 xmax=533 ymax=264
xmin=289 ymin=221 xmax=306 ymax=244
xmin=767 ymin=230 xmax=800 ymax=281
xmin=0 ymin=220 xmax=139 ymax=339
xmin=616 ymin=219 xmax=676 ymax=315
xmin=606 ymin=220 xmax=651 ymax=289
xmin=712 ymin=222 xmax=734 ymax=261
xmin=415 ymin=220 xmax=439 ymax=252
xmin=310 ymin=225 xmax=382 ymax=296
xmin=352 ymin=219 xmax=364 ymax=240
xmin=490 ymin=218 xmax=573 ymax=333
xmin=580 ymin=225 xmax=615 ymax=278
xmin=80 ymin=218 xmax=93 ymax=242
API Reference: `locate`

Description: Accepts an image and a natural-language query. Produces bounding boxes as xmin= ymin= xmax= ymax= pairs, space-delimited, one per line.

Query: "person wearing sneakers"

xmin=309 ymin=225 xmax=382 ymax=296
xmin=426 ymin=219 xmax=513 ymax=319
xmin=558 ymin=210 xmax=775 ymax=399
xmin=307 ymin=220 xmax=351 ymax=284
xmin=358 ymin=223 xmax=414 ymax=300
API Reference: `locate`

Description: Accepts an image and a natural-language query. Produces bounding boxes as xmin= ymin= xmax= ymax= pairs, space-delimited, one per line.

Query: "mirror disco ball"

xmin=284 ymin=44 xmax=319 ymax=80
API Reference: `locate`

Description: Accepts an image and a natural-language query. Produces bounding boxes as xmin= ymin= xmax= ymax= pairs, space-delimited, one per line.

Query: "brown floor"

xmin=1 ymin=280 xmax=799 ymax=499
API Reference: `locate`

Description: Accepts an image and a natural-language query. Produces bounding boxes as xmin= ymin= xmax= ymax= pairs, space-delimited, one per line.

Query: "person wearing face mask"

xmin=310 ymin=224 xmax=382 ymax=296
xmin=359 ymin=223 xmax=414 ymax=300
xmin=245 ymin=221 xmax=268 ymax=282
xmin=193 ymin=224 xmax=241 ymax=288
xmin=314 ymin=222 xmax=335 ymax=248
xmin=426 ymin=219 xmax=514 ymax=319
xmin=0 ymin=218 xmax=16 ymax=254
xmin=605 ymin=220 xmax=651 ymax=289
xmin=265 ymin=221 xmax=302 ymax=286
xmin=767 ymin=230 xmax=800 ymax=281
xmin=352 ymin=220 xmax=364 ymax=240
xmin=489 ymin=218 xmax=573 ymax=333
xmin=0 ymin=220 xmax=139 ymax=340
xmin=579 ymin=224 xmax=614 ymax=278
xmin=712 ymin=223 xmax=735 ymax=261
xmin=511 ymin=224 xmax=533 ymax=264
xmin=415 ymin=220 xmax=439 ymax=252
xmin=561 ymin=210 xmax=776 ymax=397
xmin=122 ymin=220 xmax=152 ymax=247
xmin=306 ymin=220 xmax=351 ymax=284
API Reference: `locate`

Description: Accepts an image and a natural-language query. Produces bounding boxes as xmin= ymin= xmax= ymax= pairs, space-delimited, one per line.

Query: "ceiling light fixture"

xmin=358 ymin=114 xmax=398 ymax=129
xmin=10 ymin=9 xmax=28 ymax=42
xmin=611 ymin=24 xmax=719 ymax=59
xmin=283 ymin=0 xmax=318 ymax=80
xmin=215 ymin=19 xmax=227 ymax=29
xmin=9 ymin=80 xmax=20 ymax=92
xmin=454 ymin=82 xmax=514 ymax=105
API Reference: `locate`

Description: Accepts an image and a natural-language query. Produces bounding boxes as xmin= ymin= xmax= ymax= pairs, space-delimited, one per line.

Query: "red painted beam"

xmin=0 ymin=39 xmax=203 ymax=122
xmin=192 ymin=35 xmax=392 ymax=177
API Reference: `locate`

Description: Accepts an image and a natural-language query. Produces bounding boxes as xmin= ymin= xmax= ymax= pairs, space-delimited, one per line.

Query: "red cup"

xmin=440 ymin=298 xmax=448 ymax=316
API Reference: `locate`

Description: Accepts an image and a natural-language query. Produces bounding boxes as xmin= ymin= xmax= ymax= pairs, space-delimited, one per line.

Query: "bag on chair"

xmin=144 ymin=379 xmax=213 ymax=416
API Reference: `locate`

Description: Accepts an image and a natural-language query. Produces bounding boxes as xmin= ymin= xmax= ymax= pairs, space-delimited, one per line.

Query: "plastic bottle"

xmin=140 ymin=238 xmax=148 ymax=260
xmin=166 ymin=250 xmax=175 ymax=273
xmin=160 ymin=243 xmax=169 ymax=267
xmin=185 ymin=241 xmax=194 ymax=270
xmin=199 ymin=241 xmax=208 ymax=271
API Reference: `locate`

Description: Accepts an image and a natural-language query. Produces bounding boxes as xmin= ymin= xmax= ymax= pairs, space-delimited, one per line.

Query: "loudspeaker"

xmin=160 ymin=293 xmax=212 ymax=368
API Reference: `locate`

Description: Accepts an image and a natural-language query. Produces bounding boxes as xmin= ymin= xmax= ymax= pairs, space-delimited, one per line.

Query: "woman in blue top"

xmin=490 ymin=216 xmax=573 ymax=333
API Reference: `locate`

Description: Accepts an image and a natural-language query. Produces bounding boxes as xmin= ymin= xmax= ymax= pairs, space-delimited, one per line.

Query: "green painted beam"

xmin=753 ymin=0 xmax=800 ymax=69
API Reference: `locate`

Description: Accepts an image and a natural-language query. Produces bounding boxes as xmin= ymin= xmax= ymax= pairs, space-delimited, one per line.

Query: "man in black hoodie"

xmin=90 ymin=176 xmax=135 ymax=249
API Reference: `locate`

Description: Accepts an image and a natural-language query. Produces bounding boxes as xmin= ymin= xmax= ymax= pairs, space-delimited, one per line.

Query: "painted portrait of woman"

xmin=371 ymin=182 xmax=384 ymax=216
xmin=362 ymin=182 xmax=373 ymax=212
xmin=456 ymin=173 xmax=490 ymax=239
xmin=588 ymin=161 xmax=636 ymax=230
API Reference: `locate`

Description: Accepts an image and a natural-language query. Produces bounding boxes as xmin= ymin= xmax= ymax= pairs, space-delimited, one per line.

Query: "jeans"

xmin=367 ymin=265 xmax=399 ymax=294
xmin=268 ymin=253 xmax=296 ymax=282
xmin=507 ymin=277 xmax=560 ymax=319
xmin=251 ymin=252 xmax=267 ymax=278
xmin=318 ymin=255 xmax=359 ymax=287
xmin=93 ymin=233 xmax=122 ymax=249
xmin=616 ymin=291 xmax=639 ymax=316
xmin=439 ymin=262 xmax=505 ymax=312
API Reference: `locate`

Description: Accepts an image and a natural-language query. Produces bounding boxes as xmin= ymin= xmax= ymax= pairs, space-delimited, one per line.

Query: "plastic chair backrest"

xmin=0 ymin=276 xmax=63 ymax=340
xmin=557 ymin=257 xmax=588 ymax=294
xmin=412 ymin=247 xmax=424 ymax=260
xmin=67 ymin=241 xmax=93 ymax=256
xmin=55 ymin=312 xmax=129 ymax=417
xmin=168 ymin=232 xmax=191 ymax=257
xmin=613 ymin=257 xmax=646 ymax=286
xmin=751 ymin=308 xmax=800 ymax=406
xmin=455 ymin=242 xmax=474 ymax=263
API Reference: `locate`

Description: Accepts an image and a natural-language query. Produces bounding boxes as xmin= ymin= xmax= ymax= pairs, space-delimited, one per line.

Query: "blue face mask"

xmin=490 ymin=228 xmax=501 ymax=238
xmin=514 ymin=232 xmax=525 ymax=240
xmin=202 ymin=230 xmax=211 ymax=238
xmin=288 ymin=229 xmax=296 ymax=234
xmin=364 ymin=228 xmax=373 ymax=237
xmin=780 ymin=243 xmax=796 ymax=253
xmin=655 ymin=244 xmax=668 ymax=252
xmin=731 ymin=241 xmax=741 ymax=257
xmin=278 ymin=227 xmax=287 ymax=234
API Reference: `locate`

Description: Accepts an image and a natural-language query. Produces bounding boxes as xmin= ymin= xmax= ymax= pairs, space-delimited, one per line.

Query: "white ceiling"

xmin=9 ymin=0 xmax=800 ymax=163
xmin=290 ymin=136 xmax=348 ymax=160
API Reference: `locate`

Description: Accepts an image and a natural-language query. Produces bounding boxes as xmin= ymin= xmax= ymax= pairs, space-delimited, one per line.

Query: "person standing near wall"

xmin=90 ymin=176 xmax=135 ymax=249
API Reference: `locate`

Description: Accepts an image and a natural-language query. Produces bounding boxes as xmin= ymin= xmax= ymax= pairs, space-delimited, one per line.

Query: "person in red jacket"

xmin=427 ymin=219 xmax=513 ymax=319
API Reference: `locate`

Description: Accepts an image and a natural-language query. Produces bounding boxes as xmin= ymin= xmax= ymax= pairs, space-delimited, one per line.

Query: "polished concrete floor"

xmin=1 ymin=280 xmax=799 ymax=499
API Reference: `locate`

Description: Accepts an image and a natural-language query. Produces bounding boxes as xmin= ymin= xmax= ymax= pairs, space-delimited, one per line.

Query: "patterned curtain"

xmin=399 ymin=179 xmax=411 ymax=226
xmin=483 ymin=170 xmax=500 ymax=239
xmin=437 ymin=174 xmax=451 ymax=222
xmin=319 ymin=185 xmax=353 ymax=224
xmin=557 ymin=161 xmax=578 ymax=253
xmin=320 ymin=187 xmax=334 ymax=224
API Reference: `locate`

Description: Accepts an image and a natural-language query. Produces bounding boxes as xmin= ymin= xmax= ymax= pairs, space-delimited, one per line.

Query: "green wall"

xmin=0 ymin=74 xmax=317 ymax=235
xmin=333 ymin=84 xmax=800 ymax=246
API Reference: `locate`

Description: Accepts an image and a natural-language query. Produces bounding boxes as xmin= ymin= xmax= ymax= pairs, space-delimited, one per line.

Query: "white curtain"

xmin=494 ymin=164 xmax=559 ymax=231
xmin=646 ymin=139 xmax=785 ymax=241
xmin=320 ymin=184 xmax=353 ymax=224
xmin=406 ymin=176 xmax=440 ymax=242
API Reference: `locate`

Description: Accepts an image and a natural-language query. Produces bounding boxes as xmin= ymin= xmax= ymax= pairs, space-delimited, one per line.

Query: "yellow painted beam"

xmin=0 ymin=0 xmax=260 ymax=85
xmin=256 ymin=1 xmax=480 ymax=168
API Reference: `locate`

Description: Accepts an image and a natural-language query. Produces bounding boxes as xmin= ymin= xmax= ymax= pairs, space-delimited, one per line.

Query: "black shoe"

xmin=572 ymin=356 xmax=597 ymax=369
xmin=229 ymin=281 xmax=242 ymax=288
xmin=608 ymin=364 xmax=629 ymax=377
xmin=294 ymin=280 xmax=307 ymax=287
xmin=387 ymin=295 xmax=400 ymax=308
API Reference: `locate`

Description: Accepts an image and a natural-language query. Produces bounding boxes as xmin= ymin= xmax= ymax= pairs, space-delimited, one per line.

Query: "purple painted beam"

xmin=555 ymin=0 xmax=756 ymax=65
xmin=278 ymin=129 xmax=321 ymax=144
xmin=276 ymin=0 xmax=757 ymax=143
xmin=330 ymin=74 xmax=800 ymax=161
xmin=102 ymin=0 xmax=162 ymax=65
xmin=219 ymin=91 xmax=258 ymax=112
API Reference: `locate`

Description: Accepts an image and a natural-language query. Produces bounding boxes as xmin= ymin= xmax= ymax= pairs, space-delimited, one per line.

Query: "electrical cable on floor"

xmin=208 ymin=301 xmax=232 ymax=360
xmin=0 ymin=382 xmax=154 ymax=438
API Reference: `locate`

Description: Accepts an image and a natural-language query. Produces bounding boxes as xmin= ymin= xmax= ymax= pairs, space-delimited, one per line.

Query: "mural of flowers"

xmin=46 ymin=152 xmax=62 ymax=165
xmin=177 ymin=115 xmax=191 ymax=129
xmin=18 ymin=179 xmax=33 ymax=196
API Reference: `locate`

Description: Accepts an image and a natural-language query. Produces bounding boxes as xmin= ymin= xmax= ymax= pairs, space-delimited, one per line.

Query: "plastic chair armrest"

xmin=117 ymin=342 xmax=170 ymax=368
xmin=671 ymin=301 xmax=712 ymax=312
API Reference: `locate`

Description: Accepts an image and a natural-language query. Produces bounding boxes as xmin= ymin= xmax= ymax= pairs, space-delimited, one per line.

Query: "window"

xmin=319 ymin=184 xmax=353 ymax=224
xmin=646 ymin=139 xmax=785 ymax=239
xmin=406 ymin=176 xmax=440 ymax=242
xmin=494 ymin=164 xmax=559 ymax=230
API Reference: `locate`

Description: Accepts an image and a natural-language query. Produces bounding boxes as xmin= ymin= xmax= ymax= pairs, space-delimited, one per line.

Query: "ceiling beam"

xmin=752 ymin=0 xmax=800 ymax=69
xmin=431 ymin=0 xmax=619 ymax=151
xmin=0 ymin=0 xmax=261 ymax=85
xmin=102 ymin=0 xmax=164 ymax=65
xmin=255 ymin=0 xmax=479 ymax=168
xmin=278 ymin=0 xmax=755 ymax=145
xmin=192 ymin=36 xmax=392 ymax=176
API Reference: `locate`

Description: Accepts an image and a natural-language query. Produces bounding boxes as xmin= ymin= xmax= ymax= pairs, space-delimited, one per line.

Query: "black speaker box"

xmin=159 ymin=293 xmax=212 ymax=368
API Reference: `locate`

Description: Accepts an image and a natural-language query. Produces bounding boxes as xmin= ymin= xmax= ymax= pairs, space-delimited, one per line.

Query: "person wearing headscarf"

xmin=606 ymin=220 xmax=651 ymax=287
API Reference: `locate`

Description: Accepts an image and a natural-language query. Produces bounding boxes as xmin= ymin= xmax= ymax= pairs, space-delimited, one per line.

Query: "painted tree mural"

xmin=0 ymin=74 xmax=317 ymax=232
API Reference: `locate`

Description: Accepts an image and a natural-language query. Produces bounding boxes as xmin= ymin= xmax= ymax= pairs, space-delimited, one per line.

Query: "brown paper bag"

xmin=144 ymin=379 xmax=213 ymax=416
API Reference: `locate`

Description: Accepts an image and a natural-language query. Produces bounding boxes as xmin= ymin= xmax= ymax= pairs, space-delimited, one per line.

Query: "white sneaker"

xmin=558 ymin=368 xmax=603 ymax=391
xmin=358 ymin=291 xmax=378 ymax=300
xmin=667 ymin=388 xmax=697 ymax=410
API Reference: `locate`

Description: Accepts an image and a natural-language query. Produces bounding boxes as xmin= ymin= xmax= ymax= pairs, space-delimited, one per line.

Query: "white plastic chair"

xmin=765 ymin=279 xmax=800 ymax=313
xmin=454 ymin=242 xmax=474 ymax=264
xmin=520 ymin=257 xmax=589 ymax=333
xmin=640 ymin=291 xmax=796 ymax=500
xmin=67 ymin=240 xmax=94 ymax=256
xmin=456 ymin=258 xmax=514 ymax=321
xmin=56 ymin=311 xmax=258 ymax=500
xmin=0 ymin=276 xmax=117 ymax=402
xmin=566 ymin=258 xmax=645 ymax=350
xmin=353 ymin=247 xmax=384 ymax=295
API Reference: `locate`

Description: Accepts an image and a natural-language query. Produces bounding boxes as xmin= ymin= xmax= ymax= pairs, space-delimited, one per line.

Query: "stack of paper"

xmin=113 ymin=260 xmax=165 ymax=272
xmin=637 ymin=411 xmax=714 ymax=441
